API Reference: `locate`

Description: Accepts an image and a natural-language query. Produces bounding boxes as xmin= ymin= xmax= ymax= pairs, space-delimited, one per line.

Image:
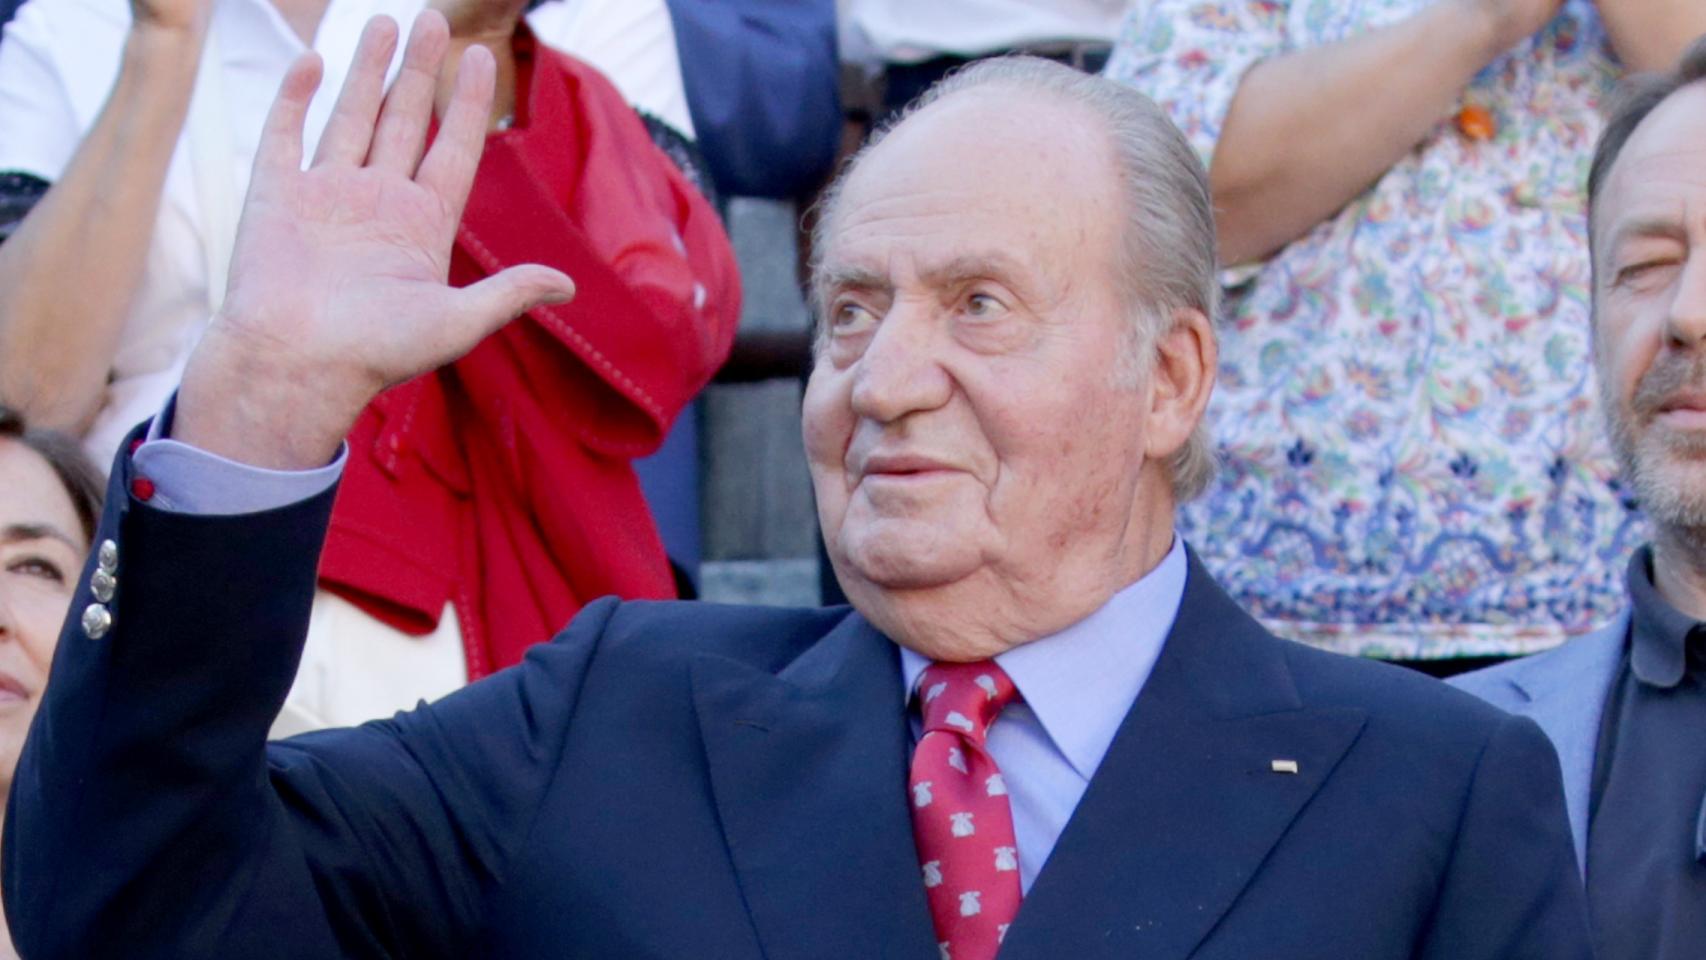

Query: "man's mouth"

xmin=1654 ymin=391 xmax=1706 ymax=429
xmin=860 ymin=452 xmax=959 ymax=477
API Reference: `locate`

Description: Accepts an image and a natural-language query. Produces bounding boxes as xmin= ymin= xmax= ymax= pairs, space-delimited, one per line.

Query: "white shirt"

xmin=0 ymin=0 xmax=688 ymax=471
xmin=839 ymin=0 xmax=1125 ymax=67
xmin=528 ymin=0 xmax=693 ymax=136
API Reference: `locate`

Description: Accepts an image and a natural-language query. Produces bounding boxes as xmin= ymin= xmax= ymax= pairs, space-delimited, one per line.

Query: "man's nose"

xmin=848 ymin=303 xmax=953 ymax=422
xmin=1666 ymin=252 xmax=1706 ymax=347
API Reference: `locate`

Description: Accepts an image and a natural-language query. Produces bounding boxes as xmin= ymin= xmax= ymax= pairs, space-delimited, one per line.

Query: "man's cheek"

xmin=801 ymin=404 xmax=853 ymax=476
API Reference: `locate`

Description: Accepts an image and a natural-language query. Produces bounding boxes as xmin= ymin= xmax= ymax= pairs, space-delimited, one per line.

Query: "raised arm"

xmin=1205 ymin=0 xmax=1561 ymax=266
xmin=0 ymin=0 xmax=209 ymax=433
xmin=4 ymin=446 xmax=624 ymax=957
xmin=1594 ymin=0 xmax=1706 ymax=73
xmin=5 ymin=12 xmax=580 ymax=957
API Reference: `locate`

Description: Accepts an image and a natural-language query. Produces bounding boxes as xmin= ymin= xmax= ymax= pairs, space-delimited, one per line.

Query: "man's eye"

xmin=1616 ymin=260 xmax=1677 ymax=286
xmin=7 ymin=556 xmax=66 ymax=584
xmin=832 ymin=302 xmax=876 ymax=332
xmin=965 ymin=294 xmax=1005 ymax=317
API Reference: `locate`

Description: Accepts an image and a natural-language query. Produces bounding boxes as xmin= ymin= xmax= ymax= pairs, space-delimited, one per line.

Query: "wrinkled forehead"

xmin=1595 ymin=85 xmax=1706 ymax=254
xmin=820 ymin=88 xmax=1123 ymax=292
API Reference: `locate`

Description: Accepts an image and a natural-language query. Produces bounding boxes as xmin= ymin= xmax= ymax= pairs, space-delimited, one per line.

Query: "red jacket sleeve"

xmin=450 ymin=36 xmax=741 ymax=458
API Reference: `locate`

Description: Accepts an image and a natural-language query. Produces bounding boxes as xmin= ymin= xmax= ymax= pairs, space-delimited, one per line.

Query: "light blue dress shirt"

xmin=136 ymin=424 xmax=1189 ymax=895
xmin=899 ymin=538 xmax=1186 ymax=893
xmin=134 ymin=415 xmax=346 ymax=515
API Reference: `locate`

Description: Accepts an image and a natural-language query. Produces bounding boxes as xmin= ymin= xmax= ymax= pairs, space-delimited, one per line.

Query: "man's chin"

xmin=1648 ymin=419 xmax=1706 ymax=454
xmin=833 ymin=535 xmax=982 ymax=594
xmin=1628 ymin=448 xmax=1706 ymax=529
xmin=842 ymin=554 xmax=977 ymax=592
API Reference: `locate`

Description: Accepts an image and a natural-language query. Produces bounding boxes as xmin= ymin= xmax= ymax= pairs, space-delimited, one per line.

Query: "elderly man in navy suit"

xmin=5 ymin=11 xmax=1590 ymax=960
xmin=1455 ymin=38 xmax=1706 ymax=960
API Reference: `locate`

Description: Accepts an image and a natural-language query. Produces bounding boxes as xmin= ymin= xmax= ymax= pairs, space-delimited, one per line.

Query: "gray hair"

xmin=808 ymin=56 xmax=1221 ymax=501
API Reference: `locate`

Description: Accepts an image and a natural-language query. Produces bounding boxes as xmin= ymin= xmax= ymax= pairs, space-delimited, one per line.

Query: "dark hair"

xmin=0 ymin=405 xmax=103 ymax=543
xmin=1587 ymin=36 xmax=1706 ymax=249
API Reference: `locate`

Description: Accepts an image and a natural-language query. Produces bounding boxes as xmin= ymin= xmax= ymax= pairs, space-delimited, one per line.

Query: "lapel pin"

xmin=1271 ymin=759 xmax=1299 ymax=775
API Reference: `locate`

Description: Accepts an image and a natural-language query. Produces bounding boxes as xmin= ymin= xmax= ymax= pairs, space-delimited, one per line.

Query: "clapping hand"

xmin=176 ymin=12 xmax=575 ymax=470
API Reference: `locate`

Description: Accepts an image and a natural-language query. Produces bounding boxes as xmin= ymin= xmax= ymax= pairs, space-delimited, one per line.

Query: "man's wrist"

xmin=1443 ymin=0 xmax=1522 ymax=67
xmin=175 ymin=324 xmax=366 ymax=472
xmin=123 ymin=19 xmax=210 ymax=71
xmin=119 ymin=21 xmax=210 ymax=116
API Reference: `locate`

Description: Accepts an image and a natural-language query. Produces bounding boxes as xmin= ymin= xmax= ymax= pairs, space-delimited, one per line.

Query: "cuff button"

xmin=81 ymin=603 xmax=112 ymax=640
xmin=90 ymin=569 xmax=116 ymax=603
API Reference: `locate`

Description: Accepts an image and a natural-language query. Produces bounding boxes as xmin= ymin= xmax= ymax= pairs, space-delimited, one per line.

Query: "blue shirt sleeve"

xmin=132 ymin=399 xmax=346 ymax=515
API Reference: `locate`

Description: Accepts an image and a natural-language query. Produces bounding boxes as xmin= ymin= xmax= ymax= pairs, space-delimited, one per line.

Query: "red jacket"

xmin=318 ymin=35 xmax=740 ymax=680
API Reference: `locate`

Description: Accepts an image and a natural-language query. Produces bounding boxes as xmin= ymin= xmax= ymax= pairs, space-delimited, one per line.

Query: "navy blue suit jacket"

xmin=5 ymin=445 xmax=1591 ymax=959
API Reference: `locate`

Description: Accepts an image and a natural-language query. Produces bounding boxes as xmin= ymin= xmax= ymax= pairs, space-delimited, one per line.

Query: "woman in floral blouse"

xmin=1106 ymin=0 xmax=1706 ymax=660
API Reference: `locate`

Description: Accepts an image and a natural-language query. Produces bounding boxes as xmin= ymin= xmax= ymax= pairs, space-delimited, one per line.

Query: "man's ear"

xmin=1144 ymin=306 xmax=1217 ymax=461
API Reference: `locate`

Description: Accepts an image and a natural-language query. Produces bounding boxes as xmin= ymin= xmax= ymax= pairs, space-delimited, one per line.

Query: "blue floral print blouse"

xmin=1106 ymin=0 xmax=1640 ymax=657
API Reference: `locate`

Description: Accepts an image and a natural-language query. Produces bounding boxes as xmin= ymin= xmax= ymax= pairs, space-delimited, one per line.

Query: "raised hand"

xmin=176 ymin=12 xmax=575 ymax=470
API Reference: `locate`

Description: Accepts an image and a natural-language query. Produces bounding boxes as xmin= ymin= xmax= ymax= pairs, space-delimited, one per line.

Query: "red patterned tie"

xmin=909 ymin=661 xmax=1022 ymax=960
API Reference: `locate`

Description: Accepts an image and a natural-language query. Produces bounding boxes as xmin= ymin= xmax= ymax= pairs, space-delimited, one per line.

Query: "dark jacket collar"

xmin=1627 ymin=545 xmax=1704 ymax=689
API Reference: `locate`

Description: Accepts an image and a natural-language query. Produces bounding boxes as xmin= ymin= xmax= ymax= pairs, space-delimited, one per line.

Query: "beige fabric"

xmin=268 ymin=592 xmax=468 ymax=738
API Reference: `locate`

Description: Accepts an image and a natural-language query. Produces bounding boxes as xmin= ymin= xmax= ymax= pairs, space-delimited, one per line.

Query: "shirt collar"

xmin=900 ymin=537 xmax=1188 ymax=780
xmin=1626 ymin=544 xmax=1703 ymax=689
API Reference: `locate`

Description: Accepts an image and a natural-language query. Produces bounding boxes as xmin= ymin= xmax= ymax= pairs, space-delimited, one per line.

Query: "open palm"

xmin=179 ymin=12 xmax=573 ymax=469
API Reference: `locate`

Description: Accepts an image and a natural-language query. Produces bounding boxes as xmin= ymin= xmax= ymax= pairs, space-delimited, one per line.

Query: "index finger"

xmin=414 ymin=42 xmax=495 ymax=225
xmin=254 ymin=52 xmax=325 ymax=185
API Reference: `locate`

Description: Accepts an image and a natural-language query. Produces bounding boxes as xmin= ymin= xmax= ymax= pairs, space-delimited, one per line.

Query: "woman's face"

xmin=0 ymin=439 xmax=86 ymax=791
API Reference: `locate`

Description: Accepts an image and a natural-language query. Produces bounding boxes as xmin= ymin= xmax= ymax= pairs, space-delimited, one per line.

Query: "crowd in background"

xmin=0 ymin=0 xmax=1704 ymax=954
xmin=0 ymin=1 xmax=1700 ymax=723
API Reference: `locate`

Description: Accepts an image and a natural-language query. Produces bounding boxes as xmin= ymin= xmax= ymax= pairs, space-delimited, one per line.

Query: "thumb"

xmin=456 ymin=264 xmax=577 ymax=339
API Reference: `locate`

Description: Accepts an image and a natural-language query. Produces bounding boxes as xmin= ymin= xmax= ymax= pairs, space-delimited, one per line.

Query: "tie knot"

xmin=916 ymin=661 xmax=1018 ymax=742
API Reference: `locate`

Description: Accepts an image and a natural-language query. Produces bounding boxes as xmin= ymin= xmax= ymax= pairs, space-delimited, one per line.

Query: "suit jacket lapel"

xmin=1001 ymin=554 xmax=1366 ymax=960
xmin=692 ymin=611 xmax=938 ymax=960
xmin=1504 ymin=614 xmax=1628 ymax=872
